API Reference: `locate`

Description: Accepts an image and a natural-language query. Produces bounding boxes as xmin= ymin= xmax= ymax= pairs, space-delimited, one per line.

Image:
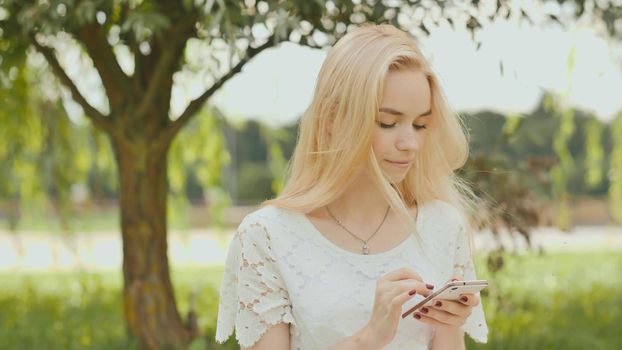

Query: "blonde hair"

xmin=263 ymin=23 xmax=482 ymax=247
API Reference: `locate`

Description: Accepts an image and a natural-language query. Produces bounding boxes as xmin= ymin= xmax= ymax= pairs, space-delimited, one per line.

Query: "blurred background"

xmin=1 ymin=0 xmax=621 ymax=349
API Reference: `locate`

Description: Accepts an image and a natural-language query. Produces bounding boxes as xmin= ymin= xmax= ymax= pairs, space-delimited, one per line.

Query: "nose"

xmin=396 ymin=126 xmax=420 ymax=151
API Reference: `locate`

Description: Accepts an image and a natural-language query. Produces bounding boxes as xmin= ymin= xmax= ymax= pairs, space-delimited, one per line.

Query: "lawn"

xmin=0 ymin=250 xmax=620 ymax=349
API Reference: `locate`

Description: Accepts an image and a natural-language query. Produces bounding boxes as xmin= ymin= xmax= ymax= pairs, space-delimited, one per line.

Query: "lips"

xmin=385 ymin=160 xmax=412 ymax=168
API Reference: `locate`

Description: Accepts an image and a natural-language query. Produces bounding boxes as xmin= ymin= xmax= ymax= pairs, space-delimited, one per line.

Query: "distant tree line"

xmin=218 ymin=98 xmax=616 ymax=205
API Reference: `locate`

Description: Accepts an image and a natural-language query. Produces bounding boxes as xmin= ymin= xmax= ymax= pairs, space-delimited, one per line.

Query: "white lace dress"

xmin=215 ymin=200 xmax=488 ymax=349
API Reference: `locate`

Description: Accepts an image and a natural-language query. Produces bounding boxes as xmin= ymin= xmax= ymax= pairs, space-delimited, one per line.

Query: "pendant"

xmin=362 ymin=242 xmax=369 ymax=255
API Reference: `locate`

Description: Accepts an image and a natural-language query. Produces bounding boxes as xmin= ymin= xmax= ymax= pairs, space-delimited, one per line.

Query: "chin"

xmin=393 ymin=177 xmax=407 ymax=185
xmin=385 ymin=172 xmax=407 ymax=185
xmin=378 ymin=164 xmax=411 ymax=184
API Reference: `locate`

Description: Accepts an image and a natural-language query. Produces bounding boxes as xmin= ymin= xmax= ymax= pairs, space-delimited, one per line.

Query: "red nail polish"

xmin=435 ymin=301 xmax=442 ymax=307
xmin=426 ymin=284 xmax=434 ymax=290
xmin=414 ymin=313 xmax=421 ymax=320
xmin=408 ymin=289 xmax=417 ymax=296
xmin=460 ymin=296 xmax=468 ymax=302
xmin=421 ymin=307 xmax=429 ymax=314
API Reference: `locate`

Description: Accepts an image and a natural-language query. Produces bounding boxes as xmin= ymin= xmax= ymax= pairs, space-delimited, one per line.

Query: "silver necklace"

xmin=325 ymin=205 xmax=391 ymax=255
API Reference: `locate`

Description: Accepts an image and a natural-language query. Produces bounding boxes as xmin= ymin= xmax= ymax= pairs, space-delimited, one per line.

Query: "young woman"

xmin=215 ymin=23 xmax=488 ymax=350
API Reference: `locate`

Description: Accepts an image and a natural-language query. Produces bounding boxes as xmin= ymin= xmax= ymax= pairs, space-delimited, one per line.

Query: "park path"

xmin=0 ymin=225 xmax=621 ymax=272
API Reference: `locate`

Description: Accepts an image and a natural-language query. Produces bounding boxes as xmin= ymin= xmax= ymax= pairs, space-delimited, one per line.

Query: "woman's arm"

xmin=430 ymin=328 xmax=465 ymax=350
xmin=327 ymin=324 xmax=380 ymax=350
xmin=241 ymin=323 xmax=290 ymax=350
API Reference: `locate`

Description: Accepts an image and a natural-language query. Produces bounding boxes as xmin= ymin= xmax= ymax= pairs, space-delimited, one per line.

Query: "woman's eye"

xmin=377 ymin=122 xmax=426 ymax=130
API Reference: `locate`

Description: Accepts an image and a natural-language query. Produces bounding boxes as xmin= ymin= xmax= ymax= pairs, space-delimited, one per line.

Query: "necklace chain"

xmin=325 ymin=205 xmax=391 ymax=255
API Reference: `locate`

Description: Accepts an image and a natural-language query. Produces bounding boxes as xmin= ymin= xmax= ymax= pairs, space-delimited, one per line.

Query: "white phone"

xmin=401 ymin=280 xmax=488 ymax=319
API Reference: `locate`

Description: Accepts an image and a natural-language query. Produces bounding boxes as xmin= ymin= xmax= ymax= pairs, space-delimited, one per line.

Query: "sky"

xmin=55 ymin=13 xmax=622 ymax=127
xmin=201 ymin=18 xmax=622 ymax=126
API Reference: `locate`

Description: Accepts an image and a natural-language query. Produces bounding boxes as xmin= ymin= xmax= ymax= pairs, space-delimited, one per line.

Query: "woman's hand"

xmin=411 ymin=276 xmax=479 ymax=332
xmin=362 ymin=267 xmax=434 ymax=349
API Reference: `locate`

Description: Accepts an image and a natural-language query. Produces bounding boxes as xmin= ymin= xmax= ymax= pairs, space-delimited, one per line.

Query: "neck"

xmin=328 ymin=171 xmax=392 ymax=224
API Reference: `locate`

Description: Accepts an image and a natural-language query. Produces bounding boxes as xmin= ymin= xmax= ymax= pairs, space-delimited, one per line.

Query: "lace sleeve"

xmin=215 ymin=216 xmax=296 ymax=348
xmin=452 ymin=215 xmax=489 ymax=343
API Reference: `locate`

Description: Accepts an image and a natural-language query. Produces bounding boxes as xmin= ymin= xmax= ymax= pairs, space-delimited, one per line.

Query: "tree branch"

xmin=74 ymin=22 xmax=133 ymax=110
xmin=134 ymin=11 xmax=198 ymax=121
xmin=158 ymin=34 xmax=281 ymax=148
xmin=30 ymin=34 xmax=115 ymax=134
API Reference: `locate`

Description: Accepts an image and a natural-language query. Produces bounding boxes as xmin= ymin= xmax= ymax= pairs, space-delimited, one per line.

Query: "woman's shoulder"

xmin=421 ymin=199 xmax=466 ymax=230
xmin=236 ymin=205 xmax=304 ymax=242
xmin=239 ymin=204 xmax=298 ymax=226
xmin=424 ymin=199 xmax=459 ymax=214
xmin=234 ymin=205 xmax=305 ymax=258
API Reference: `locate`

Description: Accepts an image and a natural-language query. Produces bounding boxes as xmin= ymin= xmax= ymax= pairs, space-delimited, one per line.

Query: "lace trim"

xmin=215 ymin=217 xmax=297 ymax=348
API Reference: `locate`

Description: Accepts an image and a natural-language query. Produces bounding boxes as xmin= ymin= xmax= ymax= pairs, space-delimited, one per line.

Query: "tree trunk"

xmin=113 ymin=138 xmax=194 ymax=349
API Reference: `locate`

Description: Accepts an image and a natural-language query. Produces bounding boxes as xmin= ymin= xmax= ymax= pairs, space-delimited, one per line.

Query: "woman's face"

xmin=372 ymin=68 xmax=432 ymax=183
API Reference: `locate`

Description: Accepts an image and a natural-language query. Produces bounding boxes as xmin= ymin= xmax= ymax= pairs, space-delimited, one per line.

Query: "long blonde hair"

xmin=263 ymin=23 xmax=481 ymax=245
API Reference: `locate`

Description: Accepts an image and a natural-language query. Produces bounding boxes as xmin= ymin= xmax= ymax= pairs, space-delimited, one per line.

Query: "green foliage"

xmin=236 ymin=161 xmax=275 ymax=203
xmin=0 ymin=62 xmax=101 ymax=233
xmin=0 ymin=267 xmax=235 ymax=350
xmin=608 ymin=114 xmax=622 ymax=223
xmin=0 ymin=272 xmax=131 ymax=349
xmin=1 ymin=251 xmax=620 ymax=349
xmin=260 ymin=124 xmax=291 ymax=195
xmin=90 ymin=127 xmax=118 ymax=195
xmin=468 ymin=251 xmax=622 ymax=349
xmin=41 ymin=100 xmax=93 ymax=232
xmin=0 ymin=66 xmax=45 ymax=220
xmin=501 ymin=113 xmax=522 ymax=139
xmin=168 ymin=107 xmax=231 ymax=228
xmin=584 ymin=116 xmax=605 ymax=188
xmin=464 ymin=98 xmax=620 ymax=225
xmin=550 ymin=108 xmax=575 ymax=230
xmin=221 ymin=119 xmax=298 ymax=204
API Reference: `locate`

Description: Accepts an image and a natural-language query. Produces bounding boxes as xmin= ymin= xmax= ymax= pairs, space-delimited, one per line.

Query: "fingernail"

xmin=414 ymin=313 xmax=421 ymax=320
xmin=435 ymin=301 xmax=442 ymax=307
xmin=460 ymin=296 xmax=468 ymax=303
xmin=426 ymin=284 xmax=434 ymax=290
xmin=421 ymin=307 xmax=429 ymax=314
xmin=451 ymin=278 xmax=459 ymax=282
xmin=408 ymin=289 xmax=417 ymax=296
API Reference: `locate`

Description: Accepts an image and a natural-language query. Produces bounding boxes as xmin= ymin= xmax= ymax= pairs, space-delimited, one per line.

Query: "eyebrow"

xmin=379 ymin=107 xmax=432 ymax=118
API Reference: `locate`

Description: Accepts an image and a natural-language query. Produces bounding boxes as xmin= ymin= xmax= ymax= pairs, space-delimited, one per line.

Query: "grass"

xmin=0 ymin=251 xmax=620 ymax=349
xmin=0 ymin=266 xmax=235 ymax=350
xmin=467 ymin=251 xmax=622 ymax=350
